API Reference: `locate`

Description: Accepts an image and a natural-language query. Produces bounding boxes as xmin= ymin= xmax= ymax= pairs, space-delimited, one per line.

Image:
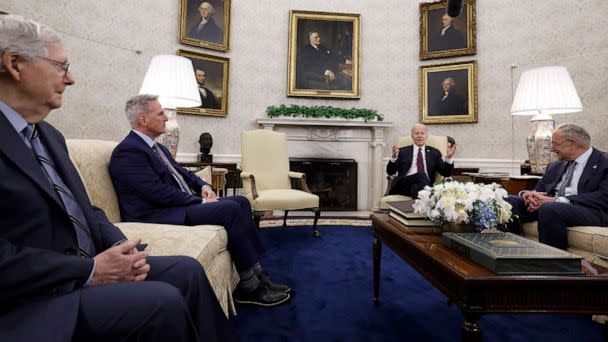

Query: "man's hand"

xmin=391 ymin=145 xmax=400 ymax=159
xmin=90 ymin=239 xmax=150 ymax=285
xmin=446 ymin=143 xmax=457 ymax=159
xmin=324 ymin=69 xmax=336 ymax=81
xmin=523 ymin=191 xmax=553 ymax=212
xmin=201 ymin=185 xmax=218 ymax=203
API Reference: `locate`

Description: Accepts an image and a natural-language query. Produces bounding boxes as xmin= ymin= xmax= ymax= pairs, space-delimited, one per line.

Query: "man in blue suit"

xmin=0 ymin=15 xmax=236 ymax=341
xmin=109 ymin=94 xmax=290 ymax=307
xmin=506 ymin=123 xmax=608 ymax=249
xmin=387 ymin=123 xmax=456 ymax=199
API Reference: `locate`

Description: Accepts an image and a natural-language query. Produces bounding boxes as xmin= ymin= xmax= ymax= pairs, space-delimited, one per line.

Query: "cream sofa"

xmin=521 ymin=222 xmax=608 ymax=267
xmin=66 ymin=139 xmax=239 ymax=316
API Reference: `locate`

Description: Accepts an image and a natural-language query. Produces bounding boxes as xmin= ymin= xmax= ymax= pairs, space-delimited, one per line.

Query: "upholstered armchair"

xmin=240 ymin=130 xmax=321 ymax=237
xmin=379 ymin=135 xmax=449 ymax=210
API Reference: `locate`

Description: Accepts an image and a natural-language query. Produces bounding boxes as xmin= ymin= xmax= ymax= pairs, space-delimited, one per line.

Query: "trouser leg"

xmin=538 ymin=202 xmax=603 ymax=249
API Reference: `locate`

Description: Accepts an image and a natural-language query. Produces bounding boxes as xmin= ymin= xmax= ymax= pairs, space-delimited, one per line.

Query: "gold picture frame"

xmin=179 ymin=0 xmax=230 ymax=52
xmin=177 ymin=49 xmax=229 ymax=117
xmin=420 ymin=60 xmax=477 ymax=124
xmin=287 ymin=10 xmax=360 ymax=99
xmin=420 ymin=0 xmax=476 ymax=60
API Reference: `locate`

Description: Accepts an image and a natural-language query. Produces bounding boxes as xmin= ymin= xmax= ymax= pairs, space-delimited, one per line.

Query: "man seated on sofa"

xmin=506 ymin=123 xmax=608 ymax=249
xmin=109 ymin=94 xmax=291 ymax=307
xmin=386 ymin=123 xmax=456 ymax=199
xmin=0 ymin=15 xmax=236 ymax=341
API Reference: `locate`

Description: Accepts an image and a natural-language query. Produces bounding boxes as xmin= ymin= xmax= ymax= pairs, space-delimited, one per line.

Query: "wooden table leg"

xmin=373 ymin=236 xmax=382 ymax=304
xmin=461 ymin=313 xmax=481 ymax=342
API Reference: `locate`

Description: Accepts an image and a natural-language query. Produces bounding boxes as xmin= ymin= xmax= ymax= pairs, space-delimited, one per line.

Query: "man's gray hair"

xmin=411 ymin=123 xmax=427 ymax=133
xmin=125 ymin=94 xmax=158 ymax=128
xmin=199 ymin=2 xmax=215 ymax=15
xmin=0 ymin=15 xmax=61 ymax=72
xmin=556 ymin=123 xmax=591 ymax=147
xmin=442 ymin=77 xmax=456 ymax=85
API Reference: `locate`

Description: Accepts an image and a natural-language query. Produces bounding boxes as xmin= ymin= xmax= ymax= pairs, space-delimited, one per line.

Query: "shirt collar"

xmin=0 ymin=100 xmax=29 ymax=135
xmin=132 ymin=129 xmax=156 ymax=148
xmin=574 ymin=146 xmax=593 ymax=167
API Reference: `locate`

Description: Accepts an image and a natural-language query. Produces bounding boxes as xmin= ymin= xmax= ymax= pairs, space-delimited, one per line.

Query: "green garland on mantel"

xmin=266 ymin=104 xmax=384 ymax=121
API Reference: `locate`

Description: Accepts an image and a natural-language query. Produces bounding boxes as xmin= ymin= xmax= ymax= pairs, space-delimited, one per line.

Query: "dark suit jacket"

xmin=386 ymin=145 xmax=454 ymax=191
xmin=430 ymin=92 xmax=467 ymax=116
xmin=534 ymin=148 xmax=608 ymax=223
xmin=199 ymin=86 xmax=220 ymax=109
xmin=188 ymin=17 xmax=223 ymax=44
xmin=431 ymin=26 xmax=465 ymax=51
xmin=0 ymin=113 xmax=125 ymax=340
xmin=109 ymin=131 xmax=210 ymax=224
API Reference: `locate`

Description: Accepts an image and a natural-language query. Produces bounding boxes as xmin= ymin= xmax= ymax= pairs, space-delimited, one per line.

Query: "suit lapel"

xmin=0 ymin=114 xmax=63 ymax=207
xmin=577 ymin=148 xmax=600 ymax=192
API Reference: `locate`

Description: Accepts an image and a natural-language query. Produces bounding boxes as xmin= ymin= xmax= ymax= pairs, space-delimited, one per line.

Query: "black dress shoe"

xmin=233 ymin=283 xmax=290 ymax=307
xmin=258 ymin=271 xmax=291 ymax=293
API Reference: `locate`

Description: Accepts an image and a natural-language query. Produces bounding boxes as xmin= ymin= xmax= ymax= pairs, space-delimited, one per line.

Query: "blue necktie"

xmin=23 ymin=124 xmax=96 ymax=257
xmin=153 ymin=143 xmax=193 ymax=195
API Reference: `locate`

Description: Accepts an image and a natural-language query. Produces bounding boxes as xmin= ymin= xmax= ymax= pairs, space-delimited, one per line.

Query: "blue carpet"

xmin=232 ymin=225 xmax=604 ymax=341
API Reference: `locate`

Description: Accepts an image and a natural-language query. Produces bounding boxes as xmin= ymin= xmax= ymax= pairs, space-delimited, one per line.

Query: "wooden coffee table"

xmin=371 ymin=213 xmax=608 ymax=341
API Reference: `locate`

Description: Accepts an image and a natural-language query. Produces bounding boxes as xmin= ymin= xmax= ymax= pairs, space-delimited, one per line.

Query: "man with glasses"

xmin=0 ymin=15 xmax=236 ymax=341
xmin=506 ymin=123 xmax=608 ymax=249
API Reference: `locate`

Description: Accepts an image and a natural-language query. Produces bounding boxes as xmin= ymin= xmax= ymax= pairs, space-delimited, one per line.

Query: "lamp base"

xmin=155 ymin=108 xmax=180 ymax=158
xmin=526 ymin=115 xmax=556 ymax=174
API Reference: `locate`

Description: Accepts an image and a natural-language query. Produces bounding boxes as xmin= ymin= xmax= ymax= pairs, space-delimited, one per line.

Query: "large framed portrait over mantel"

xmin=419 ymin=0 xmax=476 ymax=60
xmin=420 ymin=60 xmax=477 ymax=124
xmin=287 ymin=10 xmax=360 ymax=99
xmin=179 ymin=0 xmax=230 ymax=52
xmin=177 ymin=49 xmax=229 ymax=117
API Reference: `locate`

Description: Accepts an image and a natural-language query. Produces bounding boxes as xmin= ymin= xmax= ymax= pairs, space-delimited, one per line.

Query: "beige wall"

xmin=4 ymin=0 xmax=608 ymax=165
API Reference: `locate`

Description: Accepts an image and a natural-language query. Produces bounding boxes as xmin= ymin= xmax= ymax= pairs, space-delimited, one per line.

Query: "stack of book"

xmin=386 ymin=200 xmax=438 ymax=232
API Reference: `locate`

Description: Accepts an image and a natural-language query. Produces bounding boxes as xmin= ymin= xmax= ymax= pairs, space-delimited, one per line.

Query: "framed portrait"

xmin=420 ymin=60 xmax=477 ymax=124
xmin=287 ymin=10 xmax=360 ymax=99
xmin=419 ymin=0 xmax=476 ymax=60
xmin=179 ymin=0 xmax=230 ymax=52
xmin=177 ymin=49 xmax=229 ymax=117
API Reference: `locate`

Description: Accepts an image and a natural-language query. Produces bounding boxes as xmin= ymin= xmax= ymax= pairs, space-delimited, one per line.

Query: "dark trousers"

xmin=506 ymin=195 xmax=603 ymax=249
xmin=389 ymin=172 xmax=430 ymax=199
xmin=74 ymin=255 xmax=237 ymax=342
xmin=186 ymin=195 xmax=264 ymax=271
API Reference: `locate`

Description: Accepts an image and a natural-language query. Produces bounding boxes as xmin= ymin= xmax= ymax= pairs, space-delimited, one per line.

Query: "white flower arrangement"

xmin=412 ymin=181 xmax=513 ymax=231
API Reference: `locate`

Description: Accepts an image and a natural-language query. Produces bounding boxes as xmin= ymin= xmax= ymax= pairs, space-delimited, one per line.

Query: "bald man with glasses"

xmin=505 ymin=123 xmax=608 ymax=249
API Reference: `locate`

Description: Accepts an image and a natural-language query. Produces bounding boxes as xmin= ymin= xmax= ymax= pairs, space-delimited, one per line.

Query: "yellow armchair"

xmin=240 ymin=130 xmax=321 ymax=237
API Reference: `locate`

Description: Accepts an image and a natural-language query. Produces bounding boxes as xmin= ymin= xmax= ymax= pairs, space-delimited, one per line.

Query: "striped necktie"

xmin=153 ymin=143 xmax=193 ymax=195
xmin=557 ymin=160 xmax=576 ymax=196
xmin=23 ymin=124 xmax=96 ymax=257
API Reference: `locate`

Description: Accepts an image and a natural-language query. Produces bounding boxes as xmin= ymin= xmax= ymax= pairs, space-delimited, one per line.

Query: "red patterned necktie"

xmin=417 ymin=147 xmax=424 ymax=174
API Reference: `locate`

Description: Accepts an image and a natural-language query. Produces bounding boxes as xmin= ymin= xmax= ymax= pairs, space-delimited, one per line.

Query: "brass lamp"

xmin=510 ymin=66 xmax=582 ymax=174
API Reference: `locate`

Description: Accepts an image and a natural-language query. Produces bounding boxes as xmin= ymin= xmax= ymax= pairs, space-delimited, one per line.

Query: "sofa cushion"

xmin=117 ymin=222 xmax=228 ymax=270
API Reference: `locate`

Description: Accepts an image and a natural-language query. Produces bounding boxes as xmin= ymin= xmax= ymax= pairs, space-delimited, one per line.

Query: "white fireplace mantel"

xmin=256 ymin=117 xmax=393 ymax=210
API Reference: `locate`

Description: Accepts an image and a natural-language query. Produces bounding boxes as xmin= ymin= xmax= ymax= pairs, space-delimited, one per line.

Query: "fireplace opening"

xmin=289 ymin=158 xmax=357 ymax=211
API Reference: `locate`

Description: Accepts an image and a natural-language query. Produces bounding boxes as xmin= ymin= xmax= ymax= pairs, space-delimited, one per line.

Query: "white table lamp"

xmin=139 ymin=55 xmax=201 ymax=157
xmin=510 ymin=66 xmax=582 ymax=173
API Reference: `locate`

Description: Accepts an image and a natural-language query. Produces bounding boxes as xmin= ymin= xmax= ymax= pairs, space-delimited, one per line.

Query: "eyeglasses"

xmin=550 ymin=139 xmax=571 ymax=148
xmin=38 ymin=56 xmax=70 ymax=77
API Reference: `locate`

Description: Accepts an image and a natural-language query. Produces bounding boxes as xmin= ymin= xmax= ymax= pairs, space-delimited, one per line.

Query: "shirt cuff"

xmin=445 ymin=157 xmax=454 ymax=164
xmin=390 ymin=156 xmax=398 ymax=163
xmin=201 ymin=198 xmax=207 ymax=204
xmin=83 ymin=259 xmax=96 ymax=286
xmin=555 ymin=196 xmax=570 ymax=203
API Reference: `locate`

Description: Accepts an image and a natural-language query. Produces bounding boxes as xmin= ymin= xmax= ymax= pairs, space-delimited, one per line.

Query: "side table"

xmin=463 ymin=173 xmax=542 ymax=195
xmin=180 ymin=162 xmax=240 ymax=196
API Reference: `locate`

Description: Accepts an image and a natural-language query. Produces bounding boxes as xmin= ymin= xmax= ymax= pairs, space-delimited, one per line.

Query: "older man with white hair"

xmin=0 ymin=14 xmax=236 ymax=341
xmin=188 ymin=1 xmax=223 ymax=43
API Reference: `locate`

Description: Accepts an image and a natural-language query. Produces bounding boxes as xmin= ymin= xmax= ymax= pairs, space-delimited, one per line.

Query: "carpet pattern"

xmin=232 ymin=225 xmax=604 ymax=341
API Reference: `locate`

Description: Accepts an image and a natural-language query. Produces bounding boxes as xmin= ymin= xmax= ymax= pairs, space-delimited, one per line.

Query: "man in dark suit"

xmin=506 ymin=123 xmax=608 ymax=249
xmin=195 ymin=67 xmax=220 ymax=109
xmin=387 ymin=123 xmax=456 ymax=199
xmin=0 ymin=15 xmax=236 ymax=341
xmin=109 ymin=94 xmax=291 ymax=307
xmin=299 ymin=31 xmax=351 ymax=90
xmin=188 ymin=1 xmax=223 ymax=44
xmin=431 ymin=14 xmax=465 ymax=51
xmin=429 ymin=77 xmax=467 ymax=116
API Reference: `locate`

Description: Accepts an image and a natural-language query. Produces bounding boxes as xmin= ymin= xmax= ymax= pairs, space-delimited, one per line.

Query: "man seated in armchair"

xmin=386 ymin=123 xmax=456 ymax=199
xmin=505 ymin=123 xmax=608 ymax=249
